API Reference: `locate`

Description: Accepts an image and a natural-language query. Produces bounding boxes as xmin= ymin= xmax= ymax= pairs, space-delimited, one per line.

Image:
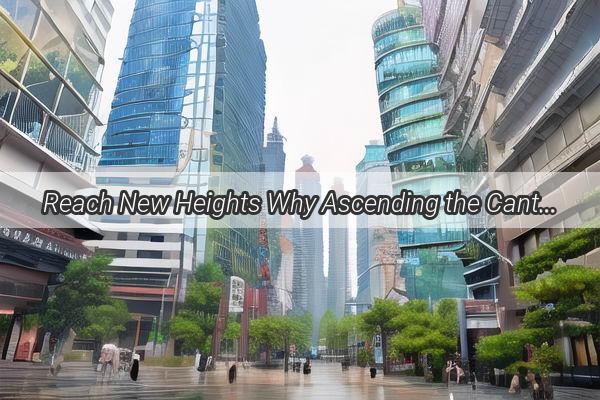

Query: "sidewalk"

xmin=446 ymin=381 xmax=599 ymax=400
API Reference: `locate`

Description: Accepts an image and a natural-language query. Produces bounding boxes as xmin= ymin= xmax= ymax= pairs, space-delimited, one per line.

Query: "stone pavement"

xmin=0 ymin=361 xmax=598 ymax=399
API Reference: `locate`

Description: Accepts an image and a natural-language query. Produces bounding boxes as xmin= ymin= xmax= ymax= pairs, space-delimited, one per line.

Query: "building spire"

xmin=267 ymin=116 xmax=285 ymax=143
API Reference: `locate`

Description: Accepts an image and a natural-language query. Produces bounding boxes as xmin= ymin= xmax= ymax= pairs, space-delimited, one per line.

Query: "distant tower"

xmin=293 ymin=155 xmax=325 ymax=344
xmin=327 ymin=178 xmax=350 ymax=318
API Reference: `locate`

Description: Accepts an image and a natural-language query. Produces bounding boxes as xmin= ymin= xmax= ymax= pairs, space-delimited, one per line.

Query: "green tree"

xmin=223 ymin=320 xmax=241 ymax=341
xmin=80 ymin=299 xmax=130 ymax=343
xmin=40 ymin=256 xmax=113 ymax=337
xmin=195 ymin=262 xmax=226 ymax=283
xmin=169 ymin=313 xmax=213 ymax=353
xmin=360 ymin=298 xmax=402 ymax=375
xmin=388 ymin=299 xmax=458 ymax=380
xmin=249 ymin=314 xmax=311 ymax=366
xmin=169 ymin=263 xmax=224 ymax=354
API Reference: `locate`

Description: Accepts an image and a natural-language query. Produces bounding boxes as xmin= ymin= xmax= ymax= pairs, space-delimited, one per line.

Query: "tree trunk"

xmin=266 ymin=345 xmax=271 ymax=366
xmin=381 ymin=331 xmax=388 ymax=375
xmin=284 ymin=336 xmax=289 ymax=372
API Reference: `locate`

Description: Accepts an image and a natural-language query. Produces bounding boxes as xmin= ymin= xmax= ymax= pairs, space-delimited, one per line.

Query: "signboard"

xmin=0 ymin=224 xmax=88 ymax=260
xmin=228 ymin=276 xmax=245 ymax=313
xmin=374 ymin=334 xmax=383 ymax=364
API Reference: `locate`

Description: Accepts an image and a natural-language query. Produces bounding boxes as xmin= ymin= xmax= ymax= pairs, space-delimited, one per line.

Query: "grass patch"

xmin=143 ymin=356 xmax=196 ymax=367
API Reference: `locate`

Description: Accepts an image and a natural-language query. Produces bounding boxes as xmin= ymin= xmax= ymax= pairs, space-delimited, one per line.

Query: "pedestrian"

xmin=508 ymin=373 xmax=520 ymax=393
xmin=303 ymin=359 xmax=311 ymax=374
xmin=228 ymin=363 xmax=237 ymax=383
xmin=130 ymin=354 xmax=139 ymax=381
xmin=370 ymin=365 xmax=377 ymax=378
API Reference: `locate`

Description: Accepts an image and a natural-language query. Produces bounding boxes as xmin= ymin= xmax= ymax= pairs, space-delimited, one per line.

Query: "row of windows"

xmin=102 ymin=129 xmax=180 ymax=147
xmin=0 ymin=26 xmax=97 ymax=148
xmin=99 ymin=143 xmax=179 ymax=166
xmin=398 ymin=227 xmax=468 ymax=246
xmin=109 ymin=99 xmax=184 ymax=122
xmin=0 ymin=0 xmax=102 ymax=105
xmin=381 ymin=96 xmax=444 ymax=132
xmin=374 ymin=26 xmax=425 ymax=59
xmin=124 ymin=38 xmax=193 ymax=61
xmin=127 ymin=23 xmax=194 ymax=48
xmin=113 ymin=85 xmax=189 ymax=107
xmin=116 ymin=69 xmax=189 ymax=93
xmin=120 ymin=53 xmax=192 ymax=78
xmin=384 ymin=117 xmax=445 ymax=148
xmin=131 ymin=0 xmax=196 ymax=24
xmin=388 ymin=139 xmax=456 ymax=164
xmin=390 ymin=152 xmax=457 ymax=174
xmin=106 ymin=114 xmax=186 ymax=136
xmin=372 ymin=8 xmax=422 ymax=41
xmin=129 ymin=11 xmax=196 ymax=34
xmin=379 ymin=75 xmax=439 ymax=113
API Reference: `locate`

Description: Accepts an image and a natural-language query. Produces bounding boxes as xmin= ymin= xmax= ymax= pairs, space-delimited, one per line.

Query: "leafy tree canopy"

xmin=80 ymin=299 xmax=130 ymax=343
xmin=40 ymin=256 xmax=113 ymax=336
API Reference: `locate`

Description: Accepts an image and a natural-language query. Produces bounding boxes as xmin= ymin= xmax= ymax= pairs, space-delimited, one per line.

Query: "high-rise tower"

xmin=326 ymin=178 xmax=349 ymax=318
xmin=293 ymin=155 xmax=325 ymax=344
xmin=372 ymin=3 xmax=467 ymax=301
xmin=89 ymin=0 xmax=267 ymax=350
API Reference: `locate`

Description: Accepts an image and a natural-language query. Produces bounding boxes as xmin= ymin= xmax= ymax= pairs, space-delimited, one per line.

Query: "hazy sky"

xmin=99 ymin=0 xmax=399 ymax=294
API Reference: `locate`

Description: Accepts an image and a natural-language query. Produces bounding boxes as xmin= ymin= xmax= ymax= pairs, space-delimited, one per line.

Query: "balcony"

xmin=0 ymin=71 xmax=99 ymax=173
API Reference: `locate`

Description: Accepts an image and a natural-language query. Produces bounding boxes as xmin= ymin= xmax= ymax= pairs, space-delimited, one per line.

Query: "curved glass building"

xmin=101 ymin=0 xmax=209 ymax=166
xmin=372 ymin=4 xmax=467 ymax=300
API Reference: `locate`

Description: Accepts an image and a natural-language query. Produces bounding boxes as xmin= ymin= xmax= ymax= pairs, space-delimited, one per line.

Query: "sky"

xmin=99 ymin=0 xmax=399 ymax=295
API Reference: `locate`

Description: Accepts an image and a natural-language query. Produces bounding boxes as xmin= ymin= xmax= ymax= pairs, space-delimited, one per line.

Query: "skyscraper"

xmin=355 ymin=140 xmax=400 ymax=311
xmin=89 ymin=0 xmax=267 ymax=351
xmin=293 ymin=155 xmax=325 ymax=344
xmin=372 ymin=2 xmax=467 ymax=301
xmin=263 ymin=117 xmax=286 ymax=280
xmin=326 ymin=178 xmax=349 ymax=318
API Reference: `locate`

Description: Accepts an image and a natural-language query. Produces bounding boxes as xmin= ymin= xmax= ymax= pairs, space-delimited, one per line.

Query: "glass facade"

xmin=99 ymin=0 xmax=266 ymax=283
xmin=373 ymin=5 xmax=467 ymax=300
xmin=0 ymin=0 xmax=106 ymax=172
xmin=100 ymin=0 xmax=202 ymax=166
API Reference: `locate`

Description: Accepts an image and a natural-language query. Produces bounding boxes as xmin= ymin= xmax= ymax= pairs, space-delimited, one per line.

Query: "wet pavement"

xmin=0 ymin=361 xmax=598 ymax=399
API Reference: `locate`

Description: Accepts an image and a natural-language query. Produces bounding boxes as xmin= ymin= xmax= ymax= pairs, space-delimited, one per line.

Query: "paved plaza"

xmin=0 ymin=361 xmax=598 ymax=399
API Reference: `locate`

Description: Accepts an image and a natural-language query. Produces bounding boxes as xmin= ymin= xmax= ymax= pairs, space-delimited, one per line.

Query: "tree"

xmin=169 ymin=313 xmax=213 ymax=354
xmin=388 ymin=299 xmax=459 ymax=380
xmin=169 ymin=263 xmax=224 ymax=354
xmin=319 ymin=310 xmax=339 ymax=351
xmin=223 ymin=320 xmax=241 ymax=341
xmin=360 ymin=298 xmax=402 ymax=375
xmin=195 ymin=262 xmax=226 ymax=283
xmin=514 ymin=227 xmax=600 ymax=282
xmin=40 ymin=256 xmax=112 ymax=337
xmin=80 ymin=300 xmax=130 ymax=343
xmin=476 ymin=328 xmax=554 ymax=369
xmin=223 ymin=320 xmax=241 ymax=361
xmin=249 ymin=314 xmax=312 ymax=366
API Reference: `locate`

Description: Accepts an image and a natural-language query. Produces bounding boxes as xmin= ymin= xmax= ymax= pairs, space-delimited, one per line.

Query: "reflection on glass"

xmin=55 ymin=86 xmax=94 ymax=145
xmin=66 ymin=55 xmax=99 ymax=109
xmin=0 ymin=73 xmax=18 ymax=121
xmin=32 ymin=13 xmax=69 ymax=74
xmin=384 ymin=117 xmax=445 ymax=147
xmin=22 ymin=52 xmax=59 ymax=109
xmin=0 ymin=17 xmax=29 ymax=80
xmin=0 ymin=0 xmax=39 ymax=38
xmin=374 ymin=27 xmax=424 ymax=57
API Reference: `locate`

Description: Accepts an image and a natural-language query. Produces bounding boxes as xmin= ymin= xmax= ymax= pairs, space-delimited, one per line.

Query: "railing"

xmin=0 ymin=71 xmax=98 ymax=173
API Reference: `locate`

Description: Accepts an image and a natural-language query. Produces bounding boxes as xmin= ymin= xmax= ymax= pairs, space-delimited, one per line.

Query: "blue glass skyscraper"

xmin=372 ymin=3 xmax=467 ymax=300
xmin=100 ymin=0 xmax=266 ymax=170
